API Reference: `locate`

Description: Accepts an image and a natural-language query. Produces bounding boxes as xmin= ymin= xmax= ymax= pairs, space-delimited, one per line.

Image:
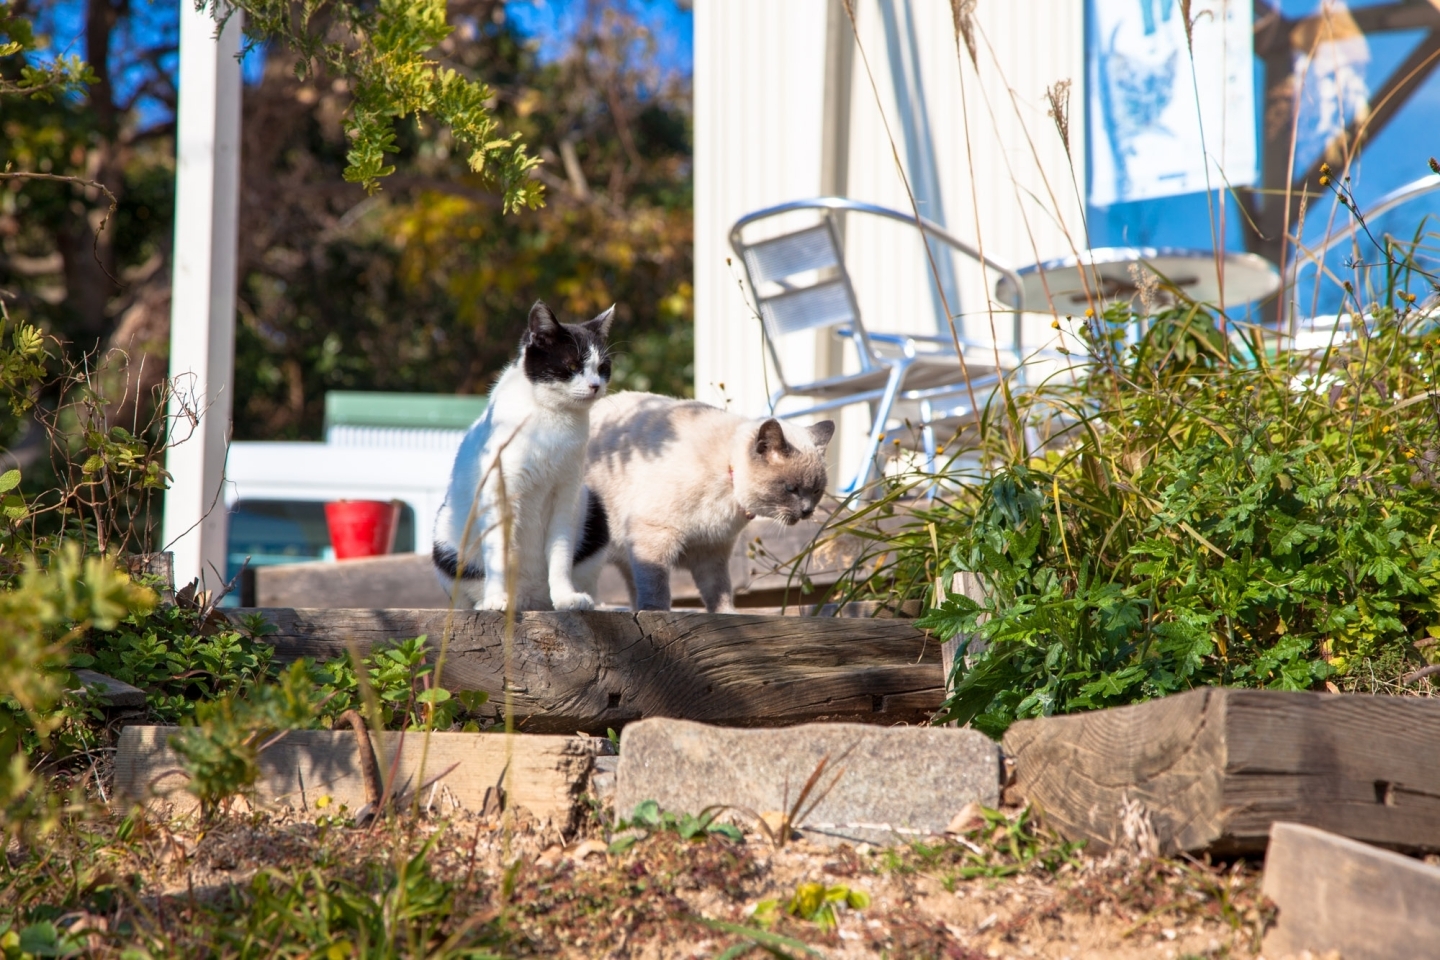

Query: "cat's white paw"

xmin=476 ymin=595 xmax=509 ymax=612
xmin=551 ymin=590 xmax=595 ymax=612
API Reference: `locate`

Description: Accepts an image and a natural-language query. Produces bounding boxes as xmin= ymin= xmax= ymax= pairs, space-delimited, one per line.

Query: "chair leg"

xmin=842 ymin=362 xmax=909 ymax=497
xmin=920 ymin=400 xmax=937 ymax=475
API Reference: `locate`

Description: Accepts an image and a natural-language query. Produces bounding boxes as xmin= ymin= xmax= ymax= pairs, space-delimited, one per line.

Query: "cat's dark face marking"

xmin=748 ymin=419 xmax=834 ymax=524
xmin=521 ymin=301 xmax=615 ymax=405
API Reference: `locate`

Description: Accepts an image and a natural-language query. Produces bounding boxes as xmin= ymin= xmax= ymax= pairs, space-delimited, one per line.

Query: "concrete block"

xmin=615 ymin=719 xmax=1000 ymax=845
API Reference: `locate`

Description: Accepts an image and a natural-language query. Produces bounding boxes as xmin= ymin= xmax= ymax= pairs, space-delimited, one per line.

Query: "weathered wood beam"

xmin=1262 ymin=821 xmax=1440 ymax=959
xmin=233 ymin=608 xmax=944 ymax=733
xmin=114 ymin=725 xmax=605 ymax=833
xmin=1003 ymin=687 xmax=1440 ymax=855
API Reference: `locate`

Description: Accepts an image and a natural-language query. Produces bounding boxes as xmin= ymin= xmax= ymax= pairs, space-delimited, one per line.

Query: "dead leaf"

xmin=567 ymin=838 xmax=609 ymax=862
xmin=945 ymin=801 xmax=984 ymax=835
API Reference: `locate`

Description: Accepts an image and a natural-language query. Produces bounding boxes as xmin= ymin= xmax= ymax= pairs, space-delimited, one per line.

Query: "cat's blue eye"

xmin=785 ymin=483 xmax=798 ymax=494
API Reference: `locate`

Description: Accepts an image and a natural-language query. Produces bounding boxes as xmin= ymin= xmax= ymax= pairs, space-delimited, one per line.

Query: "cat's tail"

xmin=571 ymin=488 xmax=610 ymax=596
xmin=433 ymin=542 xmax=484 ymax=602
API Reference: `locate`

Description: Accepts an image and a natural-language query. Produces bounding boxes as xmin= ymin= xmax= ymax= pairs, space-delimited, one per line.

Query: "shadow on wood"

xmin=231 ymin=608 xmax=944 ymax=734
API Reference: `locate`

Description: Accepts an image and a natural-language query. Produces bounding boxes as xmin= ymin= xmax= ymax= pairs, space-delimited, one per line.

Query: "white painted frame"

xmin=162 ymin=2 xmax=242 ymax=588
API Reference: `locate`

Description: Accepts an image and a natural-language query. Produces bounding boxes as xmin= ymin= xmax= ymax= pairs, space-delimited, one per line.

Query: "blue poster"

xmin=1089 ymin=0 xmax=1257 ymax=206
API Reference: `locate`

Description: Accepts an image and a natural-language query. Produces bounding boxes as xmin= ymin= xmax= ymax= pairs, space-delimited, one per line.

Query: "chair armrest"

xmin=853 ymin=328 xmax=1011 ymax=355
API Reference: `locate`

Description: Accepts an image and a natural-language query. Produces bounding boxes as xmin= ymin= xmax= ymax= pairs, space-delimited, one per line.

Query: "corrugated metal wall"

xmin=693 ymin=0 xmax=828 ymax=415
xmin=694 ymin=0 xmax=1085 ymax=479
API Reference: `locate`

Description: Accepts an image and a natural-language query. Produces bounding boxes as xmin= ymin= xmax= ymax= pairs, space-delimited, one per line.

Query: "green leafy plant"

xmin=72 ymin=605 xmax=275 ymax=723
xmin=816 ymin=269 xmax=1440 ymax=735
xmin=167 ymin=661 xmax=322 ymax=816
xmin=0 ymin=2 xmax=97 ymax=100
xmin=216 ymin=0 xmax=541 ymax=209
xmin=608 ymin=799 xmax=745 ymax=854
xmin=308 ymin=635 xmax=488 ymax=732
xmin=0 ymin=545 xmax=155 ymax=836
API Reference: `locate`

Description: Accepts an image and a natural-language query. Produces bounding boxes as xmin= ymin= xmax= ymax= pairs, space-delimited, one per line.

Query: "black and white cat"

xmin=432 ymin=301 xmax=615 ymax=610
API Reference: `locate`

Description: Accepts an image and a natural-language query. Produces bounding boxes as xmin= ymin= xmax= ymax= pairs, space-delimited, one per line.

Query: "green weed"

xmin=609 ymin=799 xmax=745 ymax=853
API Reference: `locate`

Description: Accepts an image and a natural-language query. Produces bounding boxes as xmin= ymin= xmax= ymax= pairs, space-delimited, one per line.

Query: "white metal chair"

xmin=729 ymin=197 xmax=1026 ymax=493
xmin=1287 ymin=172 xmax=1440 ymax=343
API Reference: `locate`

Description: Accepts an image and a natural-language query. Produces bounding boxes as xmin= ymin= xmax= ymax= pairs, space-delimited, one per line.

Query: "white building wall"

xmin=693 ymin=0 xmax=828 ymax=414
xmin=694 ymin=1 xmax=1086 ymax=477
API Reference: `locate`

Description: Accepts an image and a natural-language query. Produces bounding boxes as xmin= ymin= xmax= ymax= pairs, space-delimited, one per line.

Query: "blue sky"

xmin=506 ymin=0 xmax=692 ymax=72
xmin=22 ymin=1 xmax=692 ymax=130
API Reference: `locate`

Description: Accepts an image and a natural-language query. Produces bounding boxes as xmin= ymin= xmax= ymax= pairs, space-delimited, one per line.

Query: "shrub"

xmin=822 ymin=262 xmax=1440 ymax=736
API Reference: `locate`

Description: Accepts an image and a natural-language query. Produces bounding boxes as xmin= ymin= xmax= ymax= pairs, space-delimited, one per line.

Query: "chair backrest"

xmin=732 ymin=213 xmax=874 ymax=380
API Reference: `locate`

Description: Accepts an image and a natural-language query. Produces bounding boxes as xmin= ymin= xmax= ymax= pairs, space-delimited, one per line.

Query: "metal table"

xmin=995 ymin=246 xmax=1280 ymax=314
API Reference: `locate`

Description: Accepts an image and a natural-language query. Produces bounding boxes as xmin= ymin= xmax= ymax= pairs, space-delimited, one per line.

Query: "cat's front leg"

xmin=545 ymin=473 xmax=593 ymax=611
xmin=688 ymin=544 xmax=737 ymax=614
xmin=476 ymin=488 xmax=512 ymax=611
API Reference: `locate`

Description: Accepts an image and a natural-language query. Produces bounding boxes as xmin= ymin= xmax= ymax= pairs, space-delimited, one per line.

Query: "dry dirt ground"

xmin=6 ymin=798 xmax=1305 ymax=960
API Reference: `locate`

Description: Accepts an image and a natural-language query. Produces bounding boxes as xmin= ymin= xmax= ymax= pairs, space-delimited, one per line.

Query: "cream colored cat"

xmin=571 ymin=392 xmax=833 ymax=612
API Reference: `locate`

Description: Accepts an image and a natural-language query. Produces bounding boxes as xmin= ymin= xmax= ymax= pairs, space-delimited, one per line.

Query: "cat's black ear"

xmin=754 ymin=419 xmax=792 ymax=459
xmin=808 ymin=421 xmax=835 ymax=450
xmin=528 ymin=301 xmax=559 ymax=341
xmin=584 ymin=305 xmax=616 ymax=340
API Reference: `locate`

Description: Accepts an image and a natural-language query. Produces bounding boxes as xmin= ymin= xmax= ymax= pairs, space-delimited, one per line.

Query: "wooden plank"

xmin=1003 ymin=687 xmax=1440 ymax=855
xmin=938 ymin=572 xmax=988 ymax=694
xmin=113 ymin=725 xmax=605 ymax=831
xmin=230 ymin=608 xmax=944 ymax=733
xmin=1262 ymin=821 xmax=1440 ymax=960
xmin=251 ymin=554 xmax=455 ymax=609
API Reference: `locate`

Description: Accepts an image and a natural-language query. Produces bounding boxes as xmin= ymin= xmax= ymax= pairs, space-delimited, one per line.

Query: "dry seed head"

xmin=950 ymin=0 xmax=979 ymax=66
xmin=1046 ymin=79 xmax=1072 ymax=156
xmin=1430 ymin=157 xmax=1440 ymax=175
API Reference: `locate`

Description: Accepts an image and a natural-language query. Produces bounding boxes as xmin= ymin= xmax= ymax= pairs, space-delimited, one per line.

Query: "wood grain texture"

xmin=1262 ymin=821 xmax=1440 ymax=960
xmin=231 ymin=608 xmax=944 ymax=733
xmin=113 ymin=725 xmax=605 ymax=831
xmin=1003 ymin=687 xmax=1440 ymax=855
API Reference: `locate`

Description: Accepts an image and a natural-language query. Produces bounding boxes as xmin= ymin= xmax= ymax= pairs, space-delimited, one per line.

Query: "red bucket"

xmin=324 ymin=499 xmax=402 ymax=560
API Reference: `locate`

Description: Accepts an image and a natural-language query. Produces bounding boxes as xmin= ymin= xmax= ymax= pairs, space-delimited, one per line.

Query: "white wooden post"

xmin=163 ymin=3 xmax=242 ymax=589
